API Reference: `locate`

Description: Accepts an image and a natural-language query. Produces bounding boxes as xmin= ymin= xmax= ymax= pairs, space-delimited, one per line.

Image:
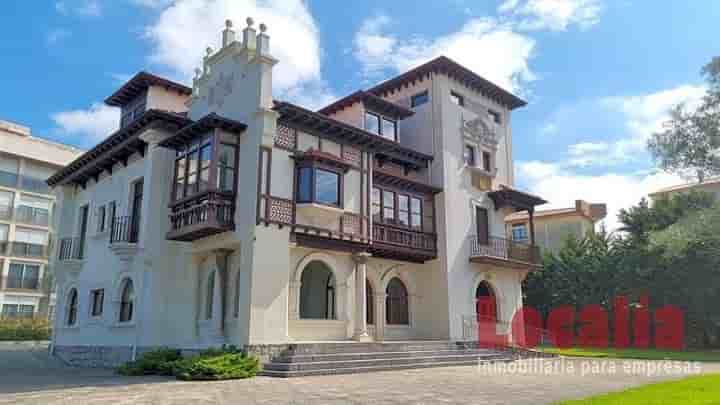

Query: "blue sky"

xmin=1 ymin=0 xmax=719 ymax=229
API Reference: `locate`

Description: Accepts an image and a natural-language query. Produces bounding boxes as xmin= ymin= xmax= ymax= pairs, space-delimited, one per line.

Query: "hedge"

xmin=0 ymin=317 xmax=51 ymax=341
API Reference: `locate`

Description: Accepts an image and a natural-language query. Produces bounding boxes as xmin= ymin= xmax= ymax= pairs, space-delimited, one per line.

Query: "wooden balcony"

xmin=167 ymin=191 xmax=235 ymax=242
xmin=469 ymin=235 xmax=541 ymax=269
xmin=370 ymin=223 xmax=437 ymax=263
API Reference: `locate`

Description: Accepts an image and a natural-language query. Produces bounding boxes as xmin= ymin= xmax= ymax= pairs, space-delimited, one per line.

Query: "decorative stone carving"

xmin=461 ymin=114 xmax=499 ymax=149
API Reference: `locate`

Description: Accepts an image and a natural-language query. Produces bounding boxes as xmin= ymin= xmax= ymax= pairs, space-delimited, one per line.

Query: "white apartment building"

xmin=0 ymin=120 xmax=83 ymax=319
xmin=48 ymin=20 xmax=546 ymax=369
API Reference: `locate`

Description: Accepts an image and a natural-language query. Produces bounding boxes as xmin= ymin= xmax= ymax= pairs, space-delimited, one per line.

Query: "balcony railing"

xmin=1 ymin=276 xmax=41 ymax=291
xmin=58 ymin=237 xmax=84 ymax=261
xmin=0 ymin=203 xmax=12 ymax=220
xmin=0 ymin=170 xmax=18 ymax=188
xmin=371 ymin=223 xmax=437 ymax=262
xmin=15 ymin=206 xmax=50 ymax=227
xmin=110 ymin=215 xmax=139 ymax=244
xmin=9 ymin=242 xmax=48 ymax=259
xmin=469 ymin=235 xmax=540 ymax=266
xmin=167 ymin=191 xmax=235 ymax=241
xmin=19 ymin=175 xmax=51 ymax=195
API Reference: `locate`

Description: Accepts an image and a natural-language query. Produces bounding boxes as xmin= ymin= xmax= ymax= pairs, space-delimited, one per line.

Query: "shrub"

xmin=174 ymin=352 xmax=259 ymax=381
xmin=117 ymin=347 xmax=181 ymax=376
xmin=0 ymin=317 xmax=51 ymax=341
xmin=116 ymin=346 xmax=259 ymax=380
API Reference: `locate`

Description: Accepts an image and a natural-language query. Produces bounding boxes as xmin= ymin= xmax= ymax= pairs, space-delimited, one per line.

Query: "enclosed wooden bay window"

xmin=160 ymin=114 xmax=246 ymax=241
xmin=293 ymin=150 xmax=349 ymax=209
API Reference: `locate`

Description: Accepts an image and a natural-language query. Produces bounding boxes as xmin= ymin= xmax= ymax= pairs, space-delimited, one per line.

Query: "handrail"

xmin=469 ymin=235 xmax=540 ymax=265
xmin=9 ymin=242 xmax=48 ymax=258
xmin=110 ymin=215 xmax=139 ymax=244
xmin=169 ymin=191 xmax=235 ymax=232
xmin=373 ymin=223 xmax=436 ymax=251
xmin=58 ymin=237 xmax=83 ymax=261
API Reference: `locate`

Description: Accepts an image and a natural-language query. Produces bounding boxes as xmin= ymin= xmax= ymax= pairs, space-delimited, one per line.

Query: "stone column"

xmin=353 ymin=252 xmax=372 ymax=342
xmin=375 ymin=293 xmax=386 ymax=341
xmin=211 ymin=250 xmax=231 ymax=338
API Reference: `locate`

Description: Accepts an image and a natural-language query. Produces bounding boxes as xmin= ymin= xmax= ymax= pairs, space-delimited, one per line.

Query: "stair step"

xmin=264 ymin=353 xmax=510 ymax=372
xmin=280 ymin=342 xmax=478 ymax=355
xmin=274 ymin=349 xmax=500 ymax=363
xmin=260 ymin=357 xmax=513 ymax=378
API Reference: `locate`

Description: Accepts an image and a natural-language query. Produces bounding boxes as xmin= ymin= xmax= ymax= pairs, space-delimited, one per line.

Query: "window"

xmin=364 ymin=112 xmax=380 ymax=135
xmin=97 ymin=205 xmax=106 ymax=232
xmin=16 ymin=195 xmax=51 ymax=226
xmin=296 ymin=167 xmax=342 ymax=207
xmin=366 ymin=279 xmax=374 ymax=325
xmin=129 ymin=179 xmax=143 ymax=242
xmin=512 ymin=224 xmax=529 ymax=242
xmin=386 ymin=277 xmax=409 ymax=325
xmin=365 ymin=112 xmax=397 ymax=141
xmin=206 ymin=271 xmax=215 ymax=320
xmin=464 ymin=145 xmax=476 ymax=166
xmin=119 ymin=279 xmax=134 ymax=323
xmin=107 ymin=201 xmax=116 ymax=232
xmin=450 ymin=91 xmax=464 ymax=106
xmin=476 ymin=207 xmax=490 ymax=245
xmin=381 ymin=118 xmax=397 ymax=141
xmin=371 ymin=188 xmax=381 ymax=222
xmin=7 ymin=262 xmax=40 ymax=289
xmin=90 ymin=289 xmax=104 ymax=317
xmin=383 ymin=190 xmax=395 ymax=224
xmin=299 ymin=261 xmax=336 ymax=319
xmin=78 ymin=205 xmax=89 ymax=258
xmin=482 ymin=151 xmax=492 ymax=172
xmin=1 ymin=304 xmax=34 ymax=318
xmin=198 ymin=143 xmax=212 ymax=192
xmin=0 ymin=190 xmax=13 ymax=220
xmin=0 ymin=223 xmax=8 ymax=241
xmin=217 ymin=143 xmax=237 ymax=192
xmin=67 ymin=288 xmax=78 ymax=326
xmin=410 ymin=197 xmax=422 ymax=230
xmin=488 ymin=109 xmax=502 ymax=124
xmin=398 ymin=195 xmax=409 ymax=226
xmin=315 ymin=169 xmax=340 ymax=206
xmin=411 ymin=91 xmax=429 ymax=108
xmin=234 ymin=271 xmax=241 ymax=318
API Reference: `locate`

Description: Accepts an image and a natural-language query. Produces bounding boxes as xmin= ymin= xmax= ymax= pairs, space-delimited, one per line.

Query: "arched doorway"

xmin=299 ymin=261 xmax=336 ymax=319
xmin=386 ymin=277 xmax=409 ymax=325
xmin=475 ymin=281 xmax=496 ymax=322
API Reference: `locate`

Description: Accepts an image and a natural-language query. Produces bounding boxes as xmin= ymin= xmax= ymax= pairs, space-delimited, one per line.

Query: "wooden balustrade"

xmin=167 ymin=191 xmax=235 ymax=241
xmin=468 ymin=235 xmax=540 ymax=267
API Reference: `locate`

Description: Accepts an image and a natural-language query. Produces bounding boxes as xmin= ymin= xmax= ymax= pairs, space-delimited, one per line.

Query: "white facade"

xmin=0 ymin=119 xmax=83 ymax=320
xmin=49 ymin=20 xmax=542 ymax=365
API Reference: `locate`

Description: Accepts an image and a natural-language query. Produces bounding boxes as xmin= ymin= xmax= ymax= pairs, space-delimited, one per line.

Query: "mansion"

xmin=48 ymin=19 xmax=546 ymax=368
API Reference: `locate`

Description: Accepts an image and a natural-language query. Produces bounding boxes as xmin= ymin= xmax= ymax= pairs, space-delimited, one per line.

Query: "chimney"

xmin=242 ymin=17 xmax=257 ymax=51
xmin=257 ymin=23 xmax=270 ymax=56
xmin=222 ymin=19 xmax=236 ymax=48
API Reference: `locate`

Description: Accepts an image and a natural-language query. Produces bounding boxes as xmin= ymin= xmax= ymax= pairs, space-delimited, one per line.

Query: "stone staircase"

xmin=261 ymin=341 xmax=516 ymax=377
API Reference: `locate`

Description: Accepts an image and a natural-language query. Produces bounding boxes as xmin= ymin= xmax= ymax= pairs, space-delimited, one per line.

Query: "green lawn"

xmin=540 ymin=347 xmax=720 ymax=362
xmin=555 ymin=374 xmax=720 ymax=404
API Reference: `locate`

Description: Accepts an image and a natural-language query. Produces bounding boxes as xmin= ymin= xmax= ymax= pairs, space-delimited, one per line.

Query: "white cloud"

xmin=51 ymin=103 xmax=119 ymax=147
xmin=130 ymin=0 xmax=174 ymax=8
xmin=352 ymin=15 xmax=536 ymax=93
xmin=55 ymin=0 xmax=102 ymax=17
xmin=46 ymin=28 xmax=71 ymax=45
xmin=499 ymin=0 xmax=603 ymax=31
xmin=143 ymin=0 xmax=325 ymax=99
xmin=517 ymin=160 xmax=683 ymax=231
xmin=539 ymin=122 xmax=558 ymax=136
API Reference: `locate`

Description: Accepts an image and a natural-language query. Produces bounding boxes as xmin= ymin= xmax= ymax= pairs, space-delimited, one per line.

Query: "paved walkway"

xmin=1 ymin=343 xmax=718 ymax=404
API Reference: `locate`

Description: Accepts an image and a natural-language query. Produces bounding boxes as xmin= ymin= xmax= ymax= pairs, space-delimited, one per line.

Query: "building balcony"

xmin=370 ymin=223 xmax=437 ymax=263
xmin=58 ymin=237 xmax=84 ymax=261
xmin=18 ymin=175 xmax=51 ymax=195
xmin=469 ymin=235 xmax=540 ymax=269
xmin=1 ymin=276 xmax=42 ymax=293
xmin=9 ymin=242 xmax=49 ymax=259
xmin=0 ymin=170 xmax=18 ymax=189
xmin=0 ymin=204 xmax=12 ymax=221
xmin=14 ymin=206 xmax=50 ymax=227
xmin=167 ymin=190 xmax=235 ymax=242
xmin=110 ymin=216 xmax=139 ymax=244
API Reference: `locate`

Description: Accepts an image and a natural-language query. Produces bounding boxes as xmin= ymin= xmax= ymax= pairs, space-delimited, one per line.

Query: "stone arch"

xmin=118 ymin=277 xmax=135 ymax=323
xmin=470 ymin=273 xmax=503 ymax=322
xmin=292 ymin=251 xmax=341 ymax=284
xmin=299 ymin=260 xmax=336 ymax=320
xmin=379 ymin=265 xmax=415 ymax=328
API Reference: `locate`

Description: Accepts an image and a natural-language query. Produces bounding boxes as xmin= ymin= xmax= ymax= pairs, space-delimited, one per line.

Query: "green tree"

xmin=648 ymin=57 xmax=720 ymax=181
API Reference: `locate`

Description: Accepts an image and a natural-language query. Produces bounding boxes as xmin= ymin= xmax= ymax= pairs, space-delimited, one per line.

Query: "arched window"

xmin=475 ymin=281 xmax=496 ymax=322
xmin=386 ymin=277 xmax=409 ymax=325
xmin=299 ymin=261 xmax=336 ymax=319
xmin=66 ymin=288 xmax=78 ymax=326
xmin=234 ymin=271 xmax=241 ymax=318
xmin=206 ymin=271 xmax=215 ymax=320
xmin=366 ymin=279 xmax=374 ymax=325
xmin=119 ymin=279 xmax=135 ymax=323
